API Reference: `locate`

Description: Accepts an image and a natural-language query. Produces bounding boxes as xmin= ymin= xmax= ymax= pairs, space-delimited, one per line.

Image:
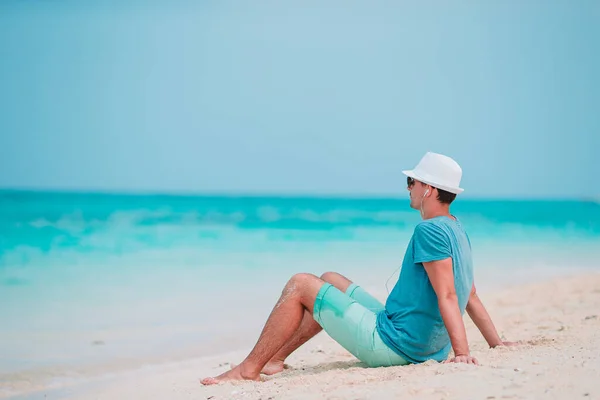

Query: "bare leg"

xmin=257 ymin=272 xmax=354 ymax=375
xmin=228 ymin=272 xmax=354 ymax=375
xmin=230 ymin=310 xmax=316 ymax=375
xmin=200 ymin=273 xmax=326 ymax=385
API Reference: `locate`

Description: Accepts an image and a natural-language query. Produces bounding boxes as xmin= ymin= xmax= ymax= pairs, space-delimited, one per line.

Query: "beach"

xmin=2 ymin=271 xmax=598 ymax=399
xmin=1 ymin=192 xmax=599 ymax=399
xmin=3 ymin=0 xmax=599 ymax=397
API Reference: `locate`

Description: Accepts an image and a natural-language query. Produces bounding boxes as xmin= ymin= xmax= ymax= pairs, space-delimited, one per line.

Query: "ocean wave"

xmin=16 ymin=207 xmax=417 ymax=232
xmin=1 ymin=194 xmax=599 ymax=268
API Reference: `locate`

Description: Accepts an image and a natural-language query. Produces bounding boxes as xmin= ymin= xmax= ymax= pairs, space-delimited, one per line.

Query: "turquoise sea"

xmin=1 ymin=190 xmax=600 ymax=394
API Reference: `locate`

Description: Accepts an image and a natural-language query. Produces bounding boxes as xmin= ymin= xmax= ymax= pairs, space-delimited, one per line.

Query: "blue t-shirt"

xmin=376 ymin=216 xmax=474 ymax=363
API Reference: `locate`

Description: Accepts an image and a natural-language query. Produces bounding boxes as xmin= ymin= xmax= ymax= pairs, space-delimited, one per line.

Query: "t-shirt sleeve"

xmin=413 ymin=222 xmax=452 ymax=263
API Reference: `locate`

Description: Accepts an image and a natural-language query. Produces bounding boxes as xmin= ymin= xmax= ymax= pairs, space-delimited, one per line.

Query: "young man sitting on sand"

xmin=201 ymin=152 xmax=516 ymax=385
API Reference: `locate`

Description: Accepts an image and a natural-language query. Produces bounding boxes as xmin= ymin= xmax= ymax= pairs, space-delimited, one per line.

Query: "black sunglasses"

xmin=407 ymin=177 xmax=415 ymax=187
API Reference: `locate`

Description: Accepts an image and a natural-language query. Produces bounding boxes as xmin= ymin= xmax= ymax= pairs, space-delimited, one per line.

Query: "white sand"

xmin=6 ymin=272 xmax=600 ymax=400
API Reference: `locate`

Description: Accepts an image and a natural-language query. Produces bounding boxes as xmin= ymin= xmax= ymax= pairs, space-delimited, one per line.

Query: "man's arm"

xmin=423 ymin=258 xmax=478 ymax=365
xmin=466 ymin=284 xmax=518 ymax=348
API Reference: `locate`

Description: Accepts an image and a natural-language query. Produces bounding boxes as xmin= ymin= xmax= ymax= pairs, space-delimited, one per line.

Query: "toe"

xmin=200 ymin=377 xmax=219 ymax=385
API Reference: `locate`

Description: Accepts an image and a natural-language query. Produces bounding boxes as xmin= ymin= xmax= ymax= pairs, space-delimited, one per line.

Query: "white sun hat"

xmin=402 ymin=152 xmax=464 ymax=194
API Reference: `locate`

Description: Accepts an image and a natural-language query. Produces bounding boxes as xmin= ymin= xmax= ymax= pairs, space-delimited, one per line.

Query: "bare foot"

xmin=231 ymin=360 xmax=289 ymax=376
xmin=260 ymin=360 xmax=289 ymax=375
xmin=200 ymin=364 xmax=261 ymax=385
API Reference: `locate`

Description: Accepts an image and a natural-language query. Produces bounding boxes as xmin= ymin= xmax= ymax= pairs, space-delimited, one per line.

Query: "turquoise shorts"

xmin=312 ymin=283 xmax=409 ymax=368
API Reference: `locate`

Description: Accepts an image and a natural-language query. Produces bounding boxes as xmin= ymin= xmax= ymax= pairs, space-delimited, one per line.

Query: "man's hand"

xmin=444 ymin=355 xmax=479 ymax=365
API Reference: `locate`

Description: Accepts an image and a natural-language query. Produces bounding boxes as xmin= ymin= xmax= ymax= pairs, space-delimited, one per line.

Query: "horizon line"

xmin=0 ymin=186 xmax=597 ymax=202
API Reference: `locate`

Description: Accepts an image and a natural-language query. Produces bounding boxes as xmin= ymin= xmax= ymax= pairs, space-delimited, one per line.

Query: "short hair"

xmin=435 ymin=188 xmax=457 ymax=204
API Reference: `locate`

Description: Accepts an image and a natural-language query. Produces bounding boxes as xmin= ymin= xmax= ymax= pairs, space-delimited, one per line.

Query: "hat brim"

xmin=402 ymin=170 xmax=464 ymax=194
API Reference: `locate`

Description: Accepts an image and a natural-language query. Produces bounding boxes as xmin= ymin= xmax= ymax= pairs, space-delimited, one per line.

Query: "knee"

xmin=288 ymin=273 xmax=318 ymax=289
xmin=320 ymin=271 xmax=352 ymax=292
xmin=320 ymin=271 xmax=339 ymax=283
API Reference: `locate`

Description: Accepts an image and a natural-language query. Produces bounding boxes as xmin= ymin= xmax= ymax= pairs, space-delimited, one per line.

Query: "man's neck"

xmin=421 ymin=206 xmax=452 ymax=220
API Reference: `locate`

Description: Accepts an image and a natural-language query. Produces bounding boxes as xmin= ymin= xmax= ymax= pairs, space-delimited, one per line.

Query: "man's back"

xmin=376 ymin=216 xmax=474 ymax=363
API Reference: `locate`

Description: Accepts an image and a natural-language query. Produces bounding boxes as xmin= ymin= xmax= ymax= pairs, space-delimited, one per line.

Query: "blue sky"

xmin=1 ymin=1 xmax=598 ymax=198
